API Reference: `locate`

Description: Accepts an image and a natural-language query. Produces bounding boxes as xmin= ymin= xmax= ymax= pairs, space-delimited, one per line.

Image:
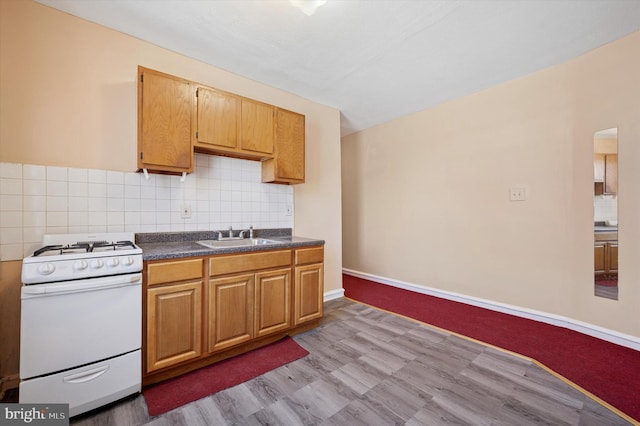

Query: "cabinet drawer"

xmin=295 ymin=246 xmax=324 ymax=265
xmin=146 ymin=259 xmax=203 ymax=286
xmin=594 ymin=232 xmax=617 ymax=242
xmin=209 ymin=250 xmax=291 ymax=276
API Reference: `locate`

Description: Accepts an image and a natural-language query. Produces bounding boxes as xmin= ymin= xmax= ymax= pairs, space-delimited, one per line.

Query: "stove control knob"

xmin=38 ymin=263 xmax=55 ymax=275
xmin=73 ymin=260 xmax=88 ymax=271
xmin=122 ymin=257 xmax=134 ymax=266
xmin=91 ymin=259 xmax=105 ymax=269
xmin=108 ymin=258 xmax=120 ymax=267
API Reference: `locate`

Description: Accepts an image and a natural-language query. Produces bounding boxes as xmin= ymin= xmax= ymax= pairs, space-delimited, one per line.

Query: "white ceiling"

xmin=36 ymin=0 xmax=640 ymax=136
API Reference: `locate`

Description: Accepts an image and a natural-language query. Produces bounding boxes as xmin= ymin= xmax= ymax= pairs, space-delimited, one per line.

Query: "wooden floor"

xmin=71 ymin=298 xmax=633 ymax=425
xmin=595 ymin=283 xmax=618 ymax=300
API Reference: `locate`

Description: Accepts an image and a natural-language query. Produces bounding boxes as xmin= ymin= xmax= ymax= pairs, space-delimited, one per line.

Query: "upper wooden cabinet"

xmin=194 ymin=86 xmax=274 ymax=159
xmin=138 ymin=66 xmax=304 ymax=184
xmin=195 ymin=86 xmax=239 ymax=150
xmin=240 ymin=99 xmax=274 ymax=155
xmin=262 ymin=108 xmax=305 ymax=184
xmin=594 ymin=154 xmax=617 ymax=195
xmin=138 ymin=67 xmax=193 ymax=174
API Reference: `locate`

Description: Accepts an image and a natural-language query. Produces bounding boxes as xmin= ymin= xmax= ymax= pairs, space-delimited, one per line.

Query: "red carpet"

xmin=595 ymin=278 xmax=618 ymax=287
xmin=344 ymin=274 xmax=640 ymax=422
xmin=143 ymin=336 xmax=309 ymax=416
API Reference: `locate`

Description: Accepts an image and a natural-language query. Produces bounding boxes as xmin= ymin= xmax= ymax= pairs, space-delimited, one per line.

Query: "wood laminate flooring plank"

xmin=70 ymin=298 xmax=633 ymax=425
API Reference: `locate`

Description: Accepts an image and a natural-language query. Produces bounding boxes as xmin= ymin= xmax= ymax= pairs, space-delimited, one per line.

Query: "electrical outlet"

xmin=285 ymin=205 xmax=293 ymax=216
xmin=181 ymin=204 xmax=191 ymax=219
xmin=509 ymin=187 xmax=527 ymax=201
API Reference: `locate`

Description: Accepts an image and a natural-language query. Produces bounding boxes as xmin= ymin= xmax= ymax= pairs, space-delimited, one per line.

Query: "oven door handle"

xmin=22 ymin=273 xmax=142 ymax=296
xmin=63 ymin=365 xmax=110 ymax=384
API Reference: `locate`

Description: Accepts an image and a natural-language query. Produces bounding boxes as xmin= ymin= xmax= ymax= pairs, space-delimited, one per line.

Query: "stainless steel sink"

xmin=197 ymin=238 xmax=283 ymax=249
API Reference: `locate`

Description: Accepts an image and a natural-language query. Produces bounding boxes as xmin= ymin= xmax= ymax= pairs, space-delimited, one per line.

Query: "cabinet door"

xmin=240 ymin=99 xmax=274 ymax=155
xmin=147 ymin=281 xmax=202 ymax=372
xmin=255 ymin=268 xmax=291 ymax=337
xmin=262 ymin=109 xmax=305 ymax=184
xmin=594 ymin=242 xmax=606 ymax=275
xmin=195 ymin=87 xmax=238 ymax=149
xmin=138 ymin=67 xmax=193 ymax=173
xmin=208 ymin=274 xmax=255 ymax=352
xmin=604 ymin=154 xmax=618 ymax=194
xmin=608 ymin=242 xmax=618 ymax=273
xmin=294 ymin=263 xmax=324 ymax=325
xmin=594 ymin=154 xmax=605 ymax=182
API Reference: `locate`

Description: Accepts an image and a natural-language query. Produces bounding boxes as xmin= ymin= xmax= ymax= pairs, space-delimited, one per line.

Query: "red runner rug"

xmin=595 ymin=278 xmax=618 ymax=287
xmin=343 ymin=274 xmax=640 ymax=422
xmin=143 ymin=336 xmax=309 ymax=416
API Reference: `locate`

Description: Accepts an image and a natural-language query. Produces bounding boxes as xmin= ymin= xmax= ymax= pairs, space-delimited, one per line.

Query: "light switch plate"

xmin=509 ymin=187 xmax=527 ymax=201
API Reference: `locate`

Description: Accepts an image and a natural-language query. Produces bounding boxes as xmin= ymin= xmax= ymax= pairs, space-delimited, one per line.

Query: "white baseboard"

xmin=343 ymin=268 xmax=640 ymax=351
xmin=324 ymin=288 xmax=345 ymax=302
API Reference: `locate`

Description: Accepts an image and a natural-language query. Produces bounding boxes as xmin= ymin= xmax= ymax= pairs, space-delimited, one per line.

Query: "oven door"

xmin=20 ymin=273 xmax=142 ymax=379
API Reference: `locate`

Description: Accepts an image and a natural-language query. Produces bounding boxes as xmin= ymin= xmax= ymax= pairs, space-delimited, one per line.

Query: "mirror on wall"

xmin=593 ymin=128 xmax=618 ymax=300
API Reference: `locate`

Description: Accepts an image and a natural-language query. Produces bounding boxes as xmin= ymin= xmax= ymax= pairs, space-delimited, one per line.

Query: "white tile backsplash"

xmin=68 ymin=167 xmax=88 ymax=182
xmin=0 ymin=154 xmax=293 ymax=260
xmin=0 ymin=178 xmax=22 ymax=195
xmin=0 ymin=163 xmax=22 ymax=179
xmin=23 ymin=164 xmax=45 ymax=180
xmin=24 ymin=180 xmax=46 ymax=196
xmin=46 ymin=166 xmax=67 ymax=181
xmin=594 ymin=194 xmax=618 ymax=222
xmin=88 ymin=169 xmax=107 ymax=183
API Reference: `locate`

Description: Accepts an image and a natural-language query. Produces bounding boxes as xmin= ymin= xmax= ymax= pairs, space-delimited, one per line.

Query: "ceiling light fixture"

xmin=289 ymin=0 xmax=327 ymax=16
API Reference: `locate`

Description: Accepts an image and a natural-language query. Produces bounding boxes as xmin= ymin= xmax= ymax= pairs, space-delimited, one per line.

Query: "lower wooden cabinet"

xmin=609 ymin=243 xmax=618 ymax=273
xmin=294 ymin=247 xmax=324 ymax=326
xmin=594 ymin=230 xmax=618 ymax=277
xmin=208 ymin=274 xmax=254 ymax=352
xmin=143 ymin=245 xmax=322 ymax=384
xmin=594 ymin=242 xmax=606 ymax=274
xmin=295 ymin=264 xmax=323 ymax=325
xmin=595 ymin=241 xmax=618 ymax=276
xmin=145 ymin=259 xmax=204 ymax=373
xmin=208 ymin=253 xmax=292 ymax=351
xmin=255 ymin=268 xmax=291 ymax=337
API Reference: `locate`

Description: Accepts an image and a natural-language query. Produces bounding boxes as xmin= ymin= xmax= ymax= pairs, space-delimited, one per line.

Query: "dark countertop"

xmin=594 ymin=226 xmax=618 ymax=233
xmin=136 ymin=230 xmax=324 ymax=261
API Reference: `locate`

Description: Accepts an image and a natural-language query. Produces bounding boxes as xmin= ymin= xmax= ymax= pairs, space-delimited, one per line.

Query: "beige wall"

xmin=342 ymin=31 xmax=640 ymax=338
xmin=0 ymin=0 xmax=342 ymax=381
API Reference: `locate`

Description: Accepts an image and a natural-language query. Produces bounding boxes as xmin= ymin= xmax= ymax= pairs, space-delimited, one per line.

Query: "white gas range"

xmin=20 ymin=233 xmax=143 ymax=417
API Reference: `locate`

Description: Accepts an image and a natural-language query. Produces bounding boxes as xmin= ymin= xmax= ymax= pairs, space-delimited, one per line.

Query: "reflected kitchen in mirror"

xmin=593 ymin=127 xmax=618 ymax=300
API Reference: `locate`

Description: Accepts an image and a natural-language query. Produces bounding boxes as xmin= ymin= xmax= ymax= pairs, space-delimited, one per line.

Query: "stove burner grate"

xmin=90 ymin=241 xmax=137 ymax=251
xmin=33 ymin=243 xmax=91 ymax=257
xmin=32 ymin=240 xmax=137 ymax=256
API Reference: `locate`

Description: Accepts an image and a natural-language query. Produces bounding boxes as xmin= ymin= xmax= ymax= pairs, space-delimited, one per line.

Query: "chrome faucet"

xmin=216 ymin=226 xmax=234 ymax=240
xmin=238 ymin=226 xmax=254 ymax=239
xmin=238 ymin=226 xmax=253 ymax=239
